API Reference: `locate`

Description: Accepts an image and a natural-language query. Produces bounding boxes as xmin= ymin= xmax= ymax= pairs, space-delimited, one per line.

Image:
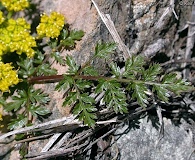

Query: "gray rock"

xmin=114 ymin=117 xmax=195 ymax=160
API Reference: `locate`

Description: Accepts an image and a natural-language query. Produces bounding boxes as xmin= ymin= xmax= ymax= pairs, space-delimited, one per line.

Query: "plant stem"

xmin=28 ymin=74 xmax=161 ymax=86
xmin=7 ymin=11 xmax=13 ymax=19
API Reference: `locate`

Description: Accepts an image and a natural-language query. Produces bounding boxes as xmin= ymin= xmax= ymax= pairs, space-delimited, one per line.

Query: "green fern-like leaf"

xmin=80 ymin=93 xmax=95 ymax=104
xmin=8 ymin=115 xmax=28 ymax=130
xmin=95 ymin=79 xmax=109 ymax=93
xmin=66 ymin=93 xmax=97 ymax=127
xmin=5 ymin=90 xmax=28 ymax=112
xmin=73 ymin=103 xmax=97 ymax=127
xmin=110 ymin=62 xmax=121 ymax=78
xmin=0 ymin=97 xmax=6 ymax=106
xmin=96 ymin=80 xmax=128 ymax=114
xmin=76 ymin=79 xmax=92 ymax=90
xmin=82 ymin=66 xmax=98 ymax=76
xmin=51 ymin=52 xmax=66 ymax=65
xmin=61 ymin=29 xmax=69 ymax=39
xmin=61 ymin=29 xmax=84 ymax=48
xmin=162 ymin=73 xmax=191 ymax=95
xmin=69 ymin=30 xmax=85 ymax=41
xmin=153 ymin=85 xmax=170 ymax=102
xmin=28 ymin=88 xmax=50 ymax=105
xmin=29 ymin=105 xmax=51 ymax=116
xmin=143 ymin=63 xmax=161 ymax=81
xmin=128 ymin=82 xmax=148 ymax=108
xmin=63 ymin=91 xmax=77 ymax=106
xmin=95 ymin=42 xmax=117 ymax=59
xmin=33 ymin=50 xmax=44 ymax=65
xmin=66 ymin=55 xmax=79 ymax=74
xmin=36 ymin=63 xmax=57 ymax=76
xmin=55 ymin=75 xmax=74 ymax=91
xmin=123 ymin=55 xmax=145 ymax=79
xmin=17 ymin=58 xmax=35 ymax=78
xmin=105 ymin=89 xmax=128 ymax=114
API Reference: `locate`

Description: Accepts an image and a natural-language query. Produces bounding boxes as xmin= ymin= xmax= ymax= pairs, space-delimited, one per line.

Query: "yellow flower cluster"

xmin=1 ymin=0 xmax=29 ymax=12
xmin=36 ymin=12 xmax=65 ymax=39
xmin=0 ymin=11 xmax=5 ymax=25
xmin=0 ymin=18 xmax=36 ymax=58
xmin=0 ymin=62 xmax=19 ymax=92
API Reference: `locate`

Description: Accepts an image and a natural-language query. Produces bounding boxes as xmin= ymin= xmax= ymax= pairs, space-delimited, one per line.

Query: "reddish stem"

xmin=28 ymin=75 xmax=109 ymax=84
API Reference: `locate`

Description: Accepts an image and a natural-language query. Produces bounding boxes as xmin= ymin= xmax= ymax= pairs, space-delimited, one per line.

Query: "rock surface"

xmin=114 ymin=117 xmax=195 ymax=160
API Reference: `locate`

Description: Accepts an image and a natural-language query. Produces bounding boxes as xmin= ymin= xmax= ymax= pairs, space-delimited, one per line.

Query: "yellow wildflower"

xmin=0 ymin=18 xmax=36 ymax=58
xmin=0 ymin=62 xmax=19 ymax=92
xmin=36 ymin=12 xmax=65 ymax=39
xmin=1 ymin=0 xmax=29 ymax=12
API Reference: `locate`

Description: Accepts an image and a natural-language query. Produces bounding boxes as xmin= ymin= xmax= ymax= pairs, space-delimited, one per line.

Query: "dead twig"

xmin=51 ymin=132 xmax=72 ymax=150
xmin=83 ymin=127 xmax=116 ymax=152
xmin=161 ymin=59 xmax=195 ymax=66
xmin=27 ymin=140 xmax=89 ymax=160
xmin=0 ymin=115 xmax=80 ymax=141
xmin=155 ymin=105 xmax=165 ymax=147
xmin=15 ymin=134 xmax=53 ymax=144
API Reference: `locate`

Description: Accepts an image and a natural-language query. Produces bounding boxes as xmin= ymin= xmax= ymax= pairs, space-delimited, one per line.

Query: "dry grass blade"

xmin=0 ymin=115 xmax=80 ymax=141
xmin=91 ymin=0 xmax=131 ymax=60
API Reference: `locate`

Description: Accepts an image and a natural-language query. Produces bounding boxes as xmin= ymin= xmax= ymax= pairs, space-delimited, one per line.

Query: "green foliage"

xmin=33 ymin=50 xmax=45 ymax=65
xmin=109 ymin=62 xmax=121 ymax=78
xmin=59 ymin=73 xmax=97 ymax=127
xmin=17 ymin=58 xmax=35 ymax=78
xmin=74 ymin=103 xmax=97 ymax=128
xmin=3 ymin=87 xmax=51 ymax=129
xmin=76 ymin=79 xmax=92 ymax=90
xmin=36 ymin=63 xmax=57 ymax=76
xmin=8 ymin=115 xmax=28 ymax=130
xmin=95 ymin=42 xmax=117 ymax=59
xmin=153 ymin=85 xmax=169 ymax=102
xmin=5 ymin=90 xmax=28 ymax=112
xmin=82 ymin=66 xmax=98 ymax=76
xmin=51 ymin=52 xmax=66 ymax=65
xmin=53 ymin=42 xmax=192 ymax=127
xmin=123 ymin=55 xmax=145 ymax=79
xmin=128 ymin=82 xmax=149 ymax=107
xmin=0 ymin=97 xmax=6 ymax=106
xmin=29 ymin=105 xmax=51 ymax=116
xmin=0 ymin=2 xmax=193 ymax=159
xmin=63 ymin=91 xmax=77 ymax=106
xmin=73 ymin=93 xmax=97 ymax=127
xmin=18 ymin=54 xmax=57 ymax=78
xmin=162 ymin=73 xmax=190 ymax=94
xmin=143 ymin=63 xmax=161 ymax=81
xmin=15 ymin=134 xmax=26 ymax=141
xmin=55 ymin=75 xmax=74 ymax=91
xmin=62 ymin=90 xmax=97 ymax=127
xmin=66 ymin=55 xmax=79 ymax=74
xmin=0 ymin=0 xmax=192 ymax=134
xmin=60 ymin=29 xmax=84 ymax=48
xmin=96 ymin=80 xmax=128 ymax=114
xmin=28 ymin=87 xmax=50 ymax=105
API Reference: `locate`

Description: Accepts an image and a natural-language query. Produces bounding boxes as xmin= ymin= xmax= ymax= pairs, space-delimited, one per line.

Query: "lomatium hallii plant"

xmin=0 ymin=0 xmax=193 ymax=157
